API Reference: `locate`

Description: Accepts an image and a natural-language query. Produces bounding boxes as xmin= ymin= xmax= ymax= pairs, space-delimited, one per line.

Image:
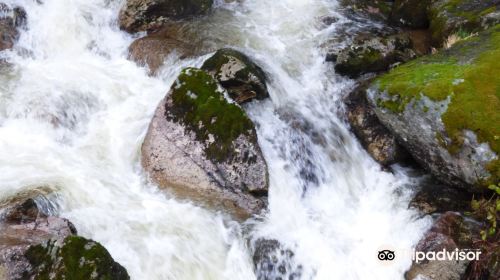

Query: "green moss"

xmin=429 ymin=0 xmax=498 ymax=45
xmin=25 ymin=236 xmax=129 ymax=280
xmin=375 ymin=25 xmax=500 ymax=186
xmin=167 ymin=68 xmax=255 ymax=162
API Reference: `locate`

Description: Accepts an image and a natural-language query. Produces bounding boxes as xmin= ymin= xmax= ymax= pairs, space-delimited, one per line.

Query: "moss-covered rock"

xmin=334 ymin=32 xmax=416 ymax=78
xmin=390 ymin=0 xmax=432 ymax=28
xmin=201 ymin=48 xmax=269 ymax=104
xmin=429 ymin=0 xmax=500 ymax=46
xmin=142 ymin=67 xmax=268 ymax=219
xmin=368 ymin=25 xmax=500 ymax=190
xmin=119 ymin=0 xmax=213 ymax=33
xmin=25 ymin=236 xmax=129 ymax=280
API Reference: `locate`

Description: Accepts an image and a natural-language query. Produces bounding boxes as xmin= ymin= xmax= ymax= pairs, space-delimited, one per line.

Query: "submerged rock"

xmin=405 ymin=212 xmax=477 ymax=280
xmin=0 ymin=196 xmax=129 ymax=280
xmin=142 ymin=67 xmax=268 ymax=219
xmin=119 ymin=0 xmax=214 ymax=33
xmin=429 ymin=0 xmax=500 ymax=46
xmin=333 ymin=32 xmax=416 ymax=78
xmin=368 ymin=25 xmax=500 ymax=190
xmin=128 ymin=23 xmax=202 ymax=73
xmin=252 ymin=239 xmax=302 ymax=280
xmin=345 ymin=82 xmax=408 ymax=166
xmin=0 ymin=3 xmax=26 ymax=51
xmin=202 ymin=48 xmax=269 ymax=104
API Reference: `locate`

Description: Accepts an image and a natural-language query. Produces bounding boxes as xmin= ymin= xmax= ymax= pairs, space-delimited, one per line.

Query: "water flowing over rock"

xmin=0 ymin=3 xmax=26 ymax=51
xmin=141 ymin=67 xmax=268 ymax=219
xmin=0 ymin=196 xmax=129 ymax=280
xmin=128 ymin=23 xmax=202 ymax=74
xmin=368 ymin=25 xmax=500 ymax=190
xmin=252 ymin=239 xmax=302 ymax=280
xmin=202 ymin=48 xmax=269 ymax=104
xmin=344 ymin=82 xmax=408 ymax=166
xmin=119 ymin=0 xmax=214 ymax=33
xmin=332 ymin=32 xmax=416 ymax=78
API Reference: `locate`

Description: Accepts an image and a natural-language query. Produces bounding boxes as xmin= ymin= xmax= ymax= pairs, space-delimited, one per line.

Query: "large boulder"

xmin=202 ymin=48 xmax=269 ymax=104
xmin=390 ymin=0 xmax=432 ymax=28
xmin=128 ymin=23 xmax=202 ymax=74
xmin=0 ymin=3 xmax=26 ymax=51
xmin=405 ymin=212 xmax=477 ymax=280
xmin=119 ymin=0 xmax=213 ymax=33
xmin=368 ymin=25 xmax=500 ymax=190
xmin=344 ymin=82 xmax=409 ymax=166
xmin=429 ymin=0 xmax=500 ymax=46
xmin=332 ymin=32 xmax=416 ymax=78
xmin=0 ymin=196 xmax=129 ymax=280
xmin=141 ymin=67 xmax=268 ymax=219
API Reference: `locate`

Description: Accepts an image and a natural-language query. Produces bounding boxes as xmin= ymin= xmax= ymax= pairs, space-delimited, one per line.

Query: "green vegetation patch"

xmin=167 ymin=67 xmax=255 ymax=162
xmin=375 ymin=25 xmax=500 ymax=185
xmin=25 ymin=236 xmax=129 ymax=280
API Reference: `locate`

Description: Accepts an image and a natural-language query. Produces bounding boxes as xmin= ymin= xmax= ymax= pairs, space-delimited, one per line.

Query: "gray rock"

xmin=333 ymin=32 xmax=416 ymax=78
xmin=202 ymin=48 xmax=269 ymax=104
xmin=142 ymin=68 xmax=268 ymax=219
xmin=119 ymin=0 xmax=214 ymax=33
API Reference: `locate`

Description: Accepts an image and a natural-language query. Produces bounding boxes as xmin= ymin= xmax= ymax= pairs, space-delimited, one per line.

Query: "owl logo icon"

xmin=378 ymin=250 xmax=395 ymax=261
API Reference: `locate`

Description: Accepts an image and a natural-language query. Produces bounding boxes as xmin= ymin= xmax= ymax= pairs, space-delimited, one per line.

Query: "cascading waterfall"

xmin=0 ymin=0 xmax=432 ymax=279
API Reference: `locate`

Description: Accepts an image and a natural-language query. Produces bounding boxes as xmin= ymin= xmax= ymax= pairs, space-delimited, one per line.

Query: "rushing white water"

xmin=0 ymin=0 xmax=432 ymax=279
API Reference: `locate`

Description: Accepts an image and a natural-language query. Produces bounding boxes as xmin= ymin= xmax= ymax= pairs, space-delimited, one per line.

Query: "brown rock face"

xmin=0 ymin=3 xmax=26 ymax=51
xmin=119 ymin=0 xmax=214 ymax=33
xmin=345 ymin=83 xmax=408 ymax=166
xmin=405 ymin=212 xmax=478 ymax=280
xmin=128 ymin=23 xmax=203 ymax=74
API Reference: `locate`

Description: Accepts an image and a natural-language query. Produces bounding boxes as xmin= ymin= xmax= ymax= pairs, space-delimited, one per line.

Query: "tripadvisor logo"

xmin=413 ymin=248 xmax=481 ymax=263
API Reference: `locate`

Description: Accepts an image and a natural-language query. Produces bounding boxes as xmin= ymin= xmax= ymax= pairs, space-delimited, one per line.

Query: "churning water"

xmin=0 ymin=0 xmax=431 ymax=279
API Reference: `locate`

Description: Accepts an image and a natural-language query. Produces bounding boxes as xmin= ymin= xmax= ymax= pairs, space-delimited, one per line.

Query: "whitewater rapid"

xmin=0 ymin=0 xmax=431 ymax=279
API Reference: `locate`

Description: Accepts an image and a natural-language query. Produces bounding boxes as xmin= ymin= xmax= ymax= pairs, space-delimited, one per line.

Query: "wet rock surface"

xmin=410 ymin=178 xmax=472 ymax=215
xmin=128 ymin=23 xmax=204 ymax=74
xmin=339 ymin=0 xmax=394 ymax=22
xmin=141 ymin=67 xmax=268 ymax=219
xmin=390 ymin=0 xmax=432 ymax=28
xmin=202 ymin=48 xmax=269 ymax=104
xmin=119 ymin=0 xmax=214 ymax=33
xmin=405 ymin=212 xmax=478 ymax=280
xmin=0 ymin=3 xmax=26 ymax=51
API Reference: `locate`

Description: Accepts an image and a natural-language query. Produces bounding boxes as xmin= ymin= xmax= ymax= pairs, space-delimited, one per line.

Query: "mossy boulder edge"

xmin=141 ymin=68 xmax=268 ymax=219
xmin=368 ymin=25 xmax=500 ymax=190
